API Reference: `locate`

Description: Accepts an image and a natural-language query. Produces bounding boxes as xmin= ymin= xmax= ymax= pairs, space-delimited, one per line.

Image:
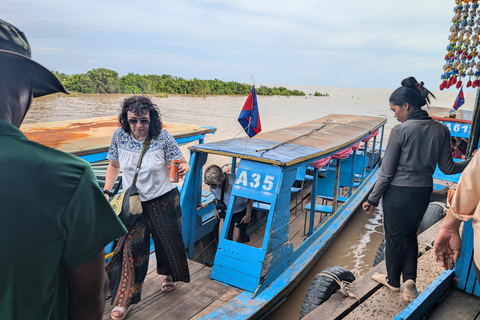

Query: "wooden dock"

xmin=302 ymin=219 xmax=480 ymax=320
xmin=103 ymin=185 xmax=319 ymax=319
xmin=103 ymin=257 xmax=241 ymax=320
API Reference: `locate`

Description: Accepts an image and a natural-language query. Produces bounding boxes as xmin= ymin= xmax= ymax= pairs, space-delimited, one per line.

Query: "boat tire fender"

xmin=300 ymin=266 xmax=355 ymax=319
xmin=373 ymin=238 xmax=386 ymax=267
xmin=420 ymin=202 xmax=447 ymax=233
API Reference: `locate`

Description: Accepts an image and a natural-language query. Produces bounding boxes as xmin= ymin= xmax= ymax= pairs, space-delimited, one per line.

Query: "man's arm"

xmin=65 ymin=250 xmax=108 ymax=320
xmin=434 ymin=209 xmax=463 ymax=270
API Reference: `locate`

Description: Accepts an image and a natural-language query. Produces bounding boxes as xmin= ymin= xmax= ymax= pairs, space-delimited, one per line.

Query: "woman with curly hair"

xmin=103 ymin=95 xmax=190 ymax=319
xmin=362 ymin=77 xmax=470 ymax=302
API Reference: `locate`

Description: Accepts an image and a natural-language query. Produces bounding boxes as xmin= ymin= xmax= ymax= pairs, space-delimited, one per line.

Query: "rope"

xmin=429 ymin=201 xmax=449 ymax=214
xmin=318 ymin=271 xmax=359 ymax=301
xmin=213 ymin=129 xmax=247 ymax=151
xmin=255 ymin=119 xmax=331 ymax=152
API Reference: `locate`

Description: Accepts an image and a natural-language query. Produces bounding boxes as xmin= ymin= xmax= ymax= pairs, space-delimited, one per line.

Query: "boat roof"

xmin=426 ymin=106 xmax=472 ymax=124
xmin=189 ymin=114 xmax=386 ymax=166
xmin=21 ymin=116 xmax=216 ymax=156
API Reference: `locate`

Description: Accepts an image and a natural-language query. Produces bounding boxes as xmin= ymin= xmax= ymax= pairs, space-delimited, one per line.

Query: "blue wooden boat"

xmin=22 ymin=114 xmax=389 ymax=319
xmin=176 ymin=114 xmax=386 ymax=319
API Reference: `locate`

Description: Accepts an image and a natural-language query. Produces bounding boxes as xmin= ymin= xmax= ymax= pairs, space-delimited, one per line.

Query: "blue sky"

xmin=2 ymin=0 xmax=463 ymax=90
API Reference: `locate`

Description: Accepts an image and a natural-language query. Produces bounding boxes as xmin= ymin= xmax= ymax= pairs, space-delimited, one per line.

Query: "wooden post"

xmin=333 ymin=159 xmax=340 ymax=213
xmin=308 ymin=168 xmax=318 ymax=236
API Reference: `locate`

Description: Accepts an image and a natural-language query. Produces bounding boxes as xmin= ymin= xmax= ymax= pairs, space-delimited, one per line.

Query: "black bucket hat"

xmin=0 ymin=19 xmax=69 ymax=97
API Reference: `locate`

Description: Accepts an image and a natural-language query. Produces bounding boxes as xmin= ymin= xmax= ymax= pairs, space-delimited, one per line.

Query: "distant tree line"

xmin=52 ymin=68 xmax=306 ymax=96
xmin=312 ymin=91 xmax=329 ymax=97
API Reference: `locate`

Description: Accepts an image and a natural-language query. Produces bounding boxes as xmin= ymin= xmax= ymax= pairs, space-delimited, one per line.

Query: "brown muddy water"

xmin=25 ymin=86 xmax=475 ymax=319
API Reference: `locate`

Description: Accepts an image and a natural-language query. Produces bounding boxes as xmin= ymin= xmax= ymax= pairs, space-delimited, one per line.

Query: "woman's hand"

xmin=178 ymin=157 xmax=190 ymax=179
xmin=214 ymin=208 xmax=220 ymax=220
xmin=240 ymin=213 xmax=251 ymax=224
xmin=362 ymin=201 xmax=376 ymax=214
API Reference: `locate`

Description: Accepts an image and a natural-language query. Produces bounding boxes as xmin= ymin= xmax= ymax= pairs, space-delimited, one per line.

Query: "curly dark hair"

xmin=119 ymin=95 xmax=162 ymax=138
xmin=389 ymin=76 xmax=436 ymax=110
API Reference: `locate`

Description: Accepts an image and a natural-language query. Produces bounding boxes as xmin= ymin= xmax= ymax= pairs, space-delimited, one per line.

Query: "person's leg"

xmin=231 ymin=210 xmax=247 ymax=243
xmin=402 ymin=190 xmax=431 ymax=283
xmin=382 ymin=187 xmax=404 ymax=288
xmin=218 ymin=218 xmax=224 ymax=240
xmin=233 ymin=225 xmax=241 ymax=242
xmin=144 ymin=189 xmax=190 ymax=284
xmin=110 ymin=217 xmax=150 ymax=318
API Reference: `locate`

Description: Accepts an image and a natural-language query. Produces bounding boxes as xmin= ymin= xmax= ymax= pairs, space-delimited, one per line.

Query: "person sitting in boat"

xmin=0 ymin=19 xmax=128 ymax=320
xmin=451 ymin=137 xmax=463 ymax=159
xmin=434 ymin=151 xmax=479 ymax=281
xmin=454 ymin=136 xmax=468 ymax=155
xmin=204 ymin=165 xmax=253 ymax=243
xmin=362 ymin=77 xmax=470 ymax=303
xmin=103 ymin=95 xmax=190 ymax=320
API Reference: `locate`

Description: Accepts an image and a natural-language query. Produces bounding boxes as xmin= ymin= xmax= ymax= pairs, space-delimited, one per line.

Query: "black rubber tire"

xmin=373 ymin=238 xmax=386 ymax=267
xmin=420 ymin=203 xmax=446 ymax=233
xmin=300 ymin=266 xmax=355 ymax=319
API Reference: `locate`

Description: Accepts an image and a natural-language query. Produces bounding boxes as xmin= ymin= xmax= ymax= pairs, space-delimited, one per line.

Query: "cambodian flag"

xmin=453 ymin=87 xmax=465 ymax=110
xmin=238 ymin=85 xmax=262 ymax=138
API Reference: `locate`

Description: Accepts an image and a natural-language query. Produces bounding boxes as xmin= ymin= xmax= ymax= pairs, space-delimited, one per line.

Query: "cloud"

xmin=1 ymin=0 xmax=460 ymax=89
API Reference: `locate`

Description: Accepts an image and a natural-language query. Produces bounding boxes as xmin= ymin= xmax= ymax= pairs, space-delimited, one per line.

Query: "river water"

xmin=24 ymin=86 xmax=476 ymax=319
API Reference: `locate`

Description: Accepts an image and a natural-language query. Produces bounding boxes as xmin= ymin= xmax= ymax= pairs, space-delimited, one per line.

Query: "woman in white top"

xmin=204 ymin=165 xmax=253 ymax=243
xmin=103 ymin=96 xmax=190 ymax=320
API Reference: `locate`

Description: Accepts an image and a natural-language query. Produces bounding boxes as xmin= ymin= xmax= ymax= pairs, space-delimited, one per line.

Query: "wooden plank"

xmin=103 ymin=262 xmax=236 ymax=320
xmin=21 ymin=116 xmax=215 ymax=155
xmin=394 ymin=270 xmax=454 ymax=320
xmin=423 ymin=289 xmax=480 ymax=320
xmin=190 ymin=288 xmax=242 ymax=320
xmin=456 ymin=220 xmax=474 ymax=291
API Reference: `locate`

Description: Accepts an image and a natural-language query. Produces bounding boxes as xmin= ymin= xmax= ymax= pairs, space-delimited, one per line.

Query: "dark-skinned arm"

xmin=65 ymin=250 xmax=108 ymax=320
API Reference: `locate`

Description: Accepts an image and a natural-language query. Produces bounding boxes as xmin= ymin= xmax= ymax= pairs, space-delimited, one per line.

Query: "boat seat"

xmin=304 ymin=202 xmax=333 ymax=214
xmin=291 ymin=187 xmax=302 ymax=193
xmin=253 ymin=201 xmax=271 ymax=212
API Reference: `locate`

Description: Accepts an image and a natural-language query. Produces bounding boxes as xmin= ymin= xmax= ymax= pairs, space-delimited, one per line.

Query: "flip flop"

xmin=111 ymin=306 xmax=132 ymax=320
xmin=162 ymin=275 xmax=176 ymax=292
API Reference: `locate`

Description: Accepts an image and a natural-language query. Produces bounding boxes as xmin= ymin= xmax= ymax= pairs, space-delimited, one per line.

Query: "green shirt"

xmin=0 ymin=120 xmax=127 ymax=319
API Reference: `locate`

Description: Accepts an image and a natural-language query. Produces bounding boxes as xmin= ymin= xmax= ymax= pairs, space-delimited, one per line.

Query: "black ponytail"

xmin=389 ymin=77 xmax=435 ymax=109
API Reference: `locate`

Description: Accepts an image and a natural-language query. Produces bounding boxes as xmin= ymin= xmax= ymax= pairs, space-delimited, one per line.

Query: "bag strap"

xmin=112 ymin=130 xmax=124 ymax=195
xmin=132 ymin=136 xmax=152 ymax=185
xmin=220 ymin=174 xmax=226 ymax=203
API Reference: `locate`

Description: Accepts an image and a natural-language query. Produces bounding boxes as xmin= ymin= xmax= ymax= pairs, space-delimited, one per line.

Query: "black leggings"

xmin=382 ymin=185 xmax=432 ymax=288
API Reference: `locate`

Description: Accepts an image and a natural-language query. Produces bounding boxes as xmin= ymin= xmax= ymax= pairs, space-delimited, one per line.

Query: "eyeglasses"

xmin=205 ymin=181 xmax=218 ymax=188
xmin=128 ymin=118 xmax=150 ymax=126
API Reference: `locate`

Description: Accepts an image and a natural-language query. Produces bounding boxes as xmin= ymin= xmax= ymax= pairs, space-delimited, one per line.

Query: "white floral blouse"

xmin=107 ymin=128 xmax=183 ymax=201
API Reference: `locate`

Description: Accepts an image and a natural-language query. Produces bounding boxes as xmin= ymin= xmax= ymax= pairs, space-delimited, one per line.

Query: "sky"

xmin=2 ymin=0 xmax=465 ymax=90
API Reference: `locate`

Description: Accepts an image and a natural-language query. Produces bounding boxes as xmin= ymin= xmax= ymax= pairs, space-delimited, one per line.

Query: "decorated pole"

xmin=441 ymin=0 xmax=480 ymax=90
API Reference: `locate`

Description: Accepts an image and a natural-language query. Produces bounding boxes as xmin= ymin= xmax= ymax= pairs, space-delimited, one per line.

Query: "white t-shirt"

xmin=211 ymin=173 xmax=248 ymax=214
xmin=107 ymin=128 xmax=183 ymax=201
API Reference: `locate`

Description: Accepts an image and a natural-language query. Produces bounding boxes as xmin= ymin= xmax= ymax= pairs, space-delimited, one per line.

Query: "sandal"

xmin=111 ymin=306 xmax=132 ymax=320
xmin=162 ymin=275 xmax=176 ymax=292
